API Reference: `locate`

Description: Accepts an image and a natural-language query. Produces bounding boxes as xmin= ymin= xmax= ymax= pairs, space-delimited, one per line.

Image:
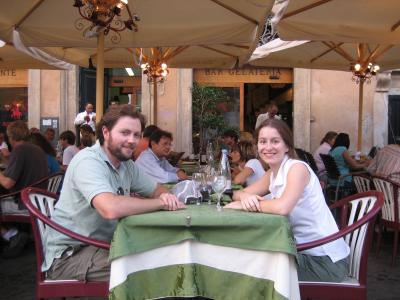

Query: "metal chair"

xmin=372 ymin=175 xmax=400 ymax=265
xmin=32 ymin=171 xmax=64 ymax=194
xmin=21 ymin=187 xmax=110 ymax=300
xmin=319 ymin=153 xmax=359 ymax=202
xmin=295 ymin=148 xmax=319 ymax=174
xmin=298 ymin=191 xmax=384 ymax=300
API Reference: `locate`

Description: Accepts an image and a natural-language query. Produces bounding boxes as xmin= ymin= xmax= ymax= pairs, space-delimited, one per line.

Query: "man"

xmin=220 ymin=129 xmax=239 ymax=152
xmin=136 ymin=129 xmax=188 ymax=183
xmin=43 ymin=128 xmax=56 ymax=144
xmin=43 ymin=104 xmax=184 ymax=281
xmin=367 ymin=144 xmax=400 ymax=184
xmin=74 ymin=102 xmax=96 ymax=131
xmin=255 ymin=103 xmax=281 ymax=129
xmin=59 ymin=130 xmax=79 ymax=170
xmin=133 ymin=124 xmax=159 ymax=160
xmin=0 ymin=121 xmax=48 ymax=257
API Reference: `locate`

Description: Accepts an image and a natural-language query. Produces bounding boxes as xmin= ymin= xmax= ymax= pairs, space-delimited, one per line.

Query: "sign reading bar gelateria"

xmin=0 ymin=69 xmax=28 ymax=87
xmin=194 ymin=67 xmax=292 ymax=84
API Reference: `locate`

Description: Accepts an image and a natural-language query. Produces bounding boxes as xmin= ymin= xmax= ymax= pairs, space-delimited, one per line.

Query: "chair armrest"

xmin=0 ymin=190 xmax=20 ymax=200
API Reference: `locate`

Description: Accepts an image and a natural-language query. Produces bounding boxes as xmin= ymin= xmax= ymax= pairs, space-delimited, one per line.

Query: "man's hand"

xmin=159 ymin=193 xmax=186 ymax=211
xmin=92 ymin=115 xmax=96 ymax=122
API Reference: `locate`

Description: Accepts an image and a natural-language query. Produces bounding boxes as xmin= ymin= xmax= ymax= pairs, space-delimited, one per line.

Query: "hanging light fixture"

xmin=73 ymin=0 xmax=139 ymax=43
xmin=350 ymin=61 xmax=380 ymax=84
xmin=137 ymin=47 xmax=170 ymax=83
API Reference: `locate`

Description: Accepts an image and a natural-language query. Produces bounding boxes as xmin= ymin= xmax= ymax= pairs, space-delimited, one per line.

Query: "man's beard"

xmin=107 ymin=134 xmax=134 ymax=162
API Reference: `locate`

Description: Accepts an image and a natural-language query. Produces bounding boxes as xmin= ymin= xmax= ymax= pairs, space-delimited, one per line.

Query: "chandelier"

xmin=350 ymin=61 xmax=380 ymax=84
xmin=137 ymin=48 xmax=170 ymax=83
xmin=73 ymin=0 xmax=139 ymax=43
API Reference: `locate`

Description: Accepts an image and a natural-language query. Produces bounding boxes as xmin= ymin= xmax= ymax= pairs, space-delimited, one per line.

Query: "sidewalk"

xmin=1 ymin=233 xmax=400 ymax=300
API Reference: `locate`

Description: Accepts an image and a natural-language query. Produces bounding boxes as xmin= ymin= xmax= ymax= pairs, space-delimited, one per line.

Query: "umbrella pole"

xmin=96 ymin=31 xmax=105 ymax=121
xmin=357 ymin=80 xmax=364 ymax=152
xmin=153 ymin=79 xmax=157 ymax=124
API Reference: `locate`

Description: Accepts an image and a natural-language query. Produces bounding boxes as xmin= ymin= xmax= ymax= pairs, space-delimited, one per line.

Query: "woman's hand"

xmin=225 ymin=201 xmax=244 ymax=210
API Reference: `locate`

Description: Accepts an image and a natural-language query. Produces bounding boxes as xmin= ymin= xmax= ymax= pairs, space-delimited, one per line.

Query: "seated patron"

xmin=0 ymin=121 xmax=48 ymax=258
xmin=329 ymin=133 xmax=369 ymax=186
xmin=226 ymin=119 xmax=349 ymax=282
xmin=220 ymin=129 xmax=239 ymax=153
xmin=367 ymin=144 xmax=400 ymax=184
xmin=313 ymin=131 xmax=338 ymax=177
xmin=59 ymin=130 xmax=80 ymax=171
xmin=230 ymin=141 xmax=266 ymax=186
xmin=28 ymin=133 xmax=61 ymax=175
xmin=43 ymin=105 xmax=184 ymax=281
xmin=133 ymin=124 xmax=159 ymax=160
xmin=136 ymin=129 xmax=188 ymax=183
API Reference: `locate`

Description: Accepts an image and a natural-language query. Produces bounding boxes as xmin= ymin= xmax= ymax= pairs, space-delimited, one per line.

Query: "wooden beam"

xmin=282 ymin=0 xmax=333 ymax=19
xmin=210 ymin=0 xmax=258 ymax=25
xmin=198 ymin=45 xmax=237 ymax=58
xmin=15 ymin=0 xmax=44 ymax=29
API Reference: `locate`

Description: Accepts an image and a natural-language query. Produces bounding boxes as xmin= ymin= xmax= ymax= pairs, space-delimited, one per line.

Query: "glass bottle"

xmin=220 ymin=149 xmax=232 ymax=190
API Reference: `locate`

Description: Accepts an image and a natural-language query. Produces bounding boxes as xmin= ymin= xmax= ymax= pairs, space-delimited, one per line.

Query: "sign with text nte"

xmin=0 ymin=69 xmax=27 ymax=87
xmin=0 ymin=69 xmax=16 ymax=76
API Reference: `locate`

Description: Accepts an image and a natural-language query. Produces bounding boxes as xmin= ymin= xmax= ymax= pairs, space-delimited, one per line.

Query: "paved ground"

xmin=0 ymin=232 xmax=400 ymax=300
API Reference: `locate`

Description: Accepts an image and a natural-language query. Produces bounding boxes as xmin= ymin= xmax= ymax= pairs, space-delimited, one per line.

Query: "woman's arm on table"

xmin=232 ymin=166 xmax=253 ymax=185
xmin=343 ymin=150 xmax=369 ymax=170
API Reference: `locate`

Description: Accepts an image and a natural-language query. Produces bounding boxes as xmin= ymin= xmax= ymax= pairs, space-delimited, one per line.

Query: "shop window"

xmin=0 ymin=87 xmax=28 ymax=132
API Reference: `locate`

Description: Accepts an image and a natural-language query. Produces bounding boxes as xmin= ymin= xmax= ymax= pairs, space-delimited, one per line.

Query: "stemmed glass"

xmin=192 ymin=172 xmax=205 ymax=205
xmin=211 ymin=172 xmax=227 ymax=212
xmin=205 ymin=167 xmax=215 ymax=205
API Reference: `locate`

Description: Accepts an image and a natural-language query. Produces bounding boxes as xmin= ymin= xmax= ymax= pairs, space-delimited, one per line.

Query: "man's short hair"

xmin=59 ymin=130 xmax=76 ymax=145
xmin=143 ymin=125 xmax=159 ymax=138
xmin=7 ymin=120 xmax=29 ymax=141
xmin=96 ymin=104 xmax=145 ymax=145
xmin=149 ymin=129 xmax=173 ymax=148
xmin=222 ymin=129 xmax=239 ymax=142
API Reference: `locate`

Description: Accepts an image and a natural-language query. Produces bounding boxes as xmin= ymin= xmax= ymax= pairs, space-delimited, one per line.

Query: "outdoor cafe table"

xmin=109 ymin=205 xmax=300 ymax=300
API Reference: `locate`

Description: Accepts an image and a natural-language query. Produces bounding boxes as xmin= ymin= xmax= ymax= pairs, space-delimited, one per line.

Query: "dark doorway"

xmin=79 ymin=67 xmax=109 ymax=113
xmin=244 ymin=83 xmax=293 ymax=132
xmin=388 ymin=95 xmax=400 ymax=144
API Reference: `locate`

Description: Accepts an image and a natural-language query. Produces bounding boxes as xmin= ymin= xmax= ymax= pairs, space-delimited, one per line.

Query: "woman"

xmin=225 ymin=119 xmax=349 ymax=282
xmin=230 ymin=141 xmax=266 ymax=186
xmin=313 ymin=131 xmax=337 ymax=176
xmin=28 ymin=132 xmax=61 ymax=175
xmin=329 ymin=133 xmax=369 ymax=186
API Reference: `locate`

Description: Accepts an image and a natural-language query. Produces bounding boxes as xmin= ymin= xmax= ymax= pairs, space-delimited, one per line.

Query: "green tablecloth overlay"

xmin=110 ymin=205 xmax=296 ymax=261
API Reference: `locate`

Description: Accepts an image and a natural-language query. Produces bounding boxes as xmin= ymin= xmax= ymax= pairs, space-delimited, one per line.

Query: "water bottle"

xmin=220 ymin=149 xmax=232 ymax=190
xmin=206 ymin=141 xmax=215 ymax=167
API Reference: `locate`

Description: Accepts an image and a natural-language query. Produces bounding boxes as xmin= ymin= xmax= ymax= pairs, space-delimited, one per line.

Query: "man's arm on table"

xmin=92 ymin=184 xmax=185 ymax=220
xmin=0 ymin=172 xmax=15 ymax=190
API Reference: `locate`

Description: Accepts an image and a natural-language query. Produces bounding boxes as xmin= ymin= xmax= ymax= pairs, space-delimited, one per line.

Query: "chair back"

xmin=31 ymin=171 xmax=64 ymax=194
xmin=353 ymin=174 xmax=371 ymax=193
xmin=320 ymin=153 xmax=341 ymax=179
xmin=372 ymin=175 xmax=400 ymax=223
xmin=295 ymin=148 xmax=318 ymax=174
xmin=339 ymin=193 xmax=382 ymax=280
xmin=20 ymin=188 xmax=58 ymax=282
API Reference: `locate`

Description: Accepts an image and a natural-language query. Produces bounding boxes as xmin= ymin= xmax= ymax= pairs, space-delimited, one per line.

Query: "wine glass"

xmin=205 ymin=167 xmax=216 ymax=205
xmin=192 ymin=172 xmax=205 ymax=205
xmin=211 ymin=173 xmax=227 ymax=212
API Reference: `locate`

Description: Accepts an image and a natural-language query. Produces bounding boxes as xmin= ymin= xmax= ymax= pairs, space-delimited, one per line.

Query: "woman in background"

xmin=29 ymin=132 xmax=61 ymax=175
xmin=313 ymin=131 xmax=337 ymax=177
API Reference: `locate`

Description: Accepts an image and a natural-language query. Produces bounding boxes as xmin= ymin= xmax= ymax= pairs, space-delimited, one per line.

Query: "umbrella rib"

xmin=210 ymin=0 xmax=258 ymax=25
xmin=323 ymin=41 xmax=354 ymax=62
xmin=391 ymin=20 xmax=400 ymax=32
xmin=164 ymin=46 xmax=190 ymax=61
xmin=223 ymin=43 xmax=249 ymax=50
xmin=282 ymin=0 xmax=333 ymax=19
xmin=367 ymin=45 xmax=394 ymax=62
xmin=310 ymin=41 xmax=343 ymax=63
xmin=198 ymin=45 xmax=237 ymax=58
xmin=15 ymin=0 xmax=45 ymax=29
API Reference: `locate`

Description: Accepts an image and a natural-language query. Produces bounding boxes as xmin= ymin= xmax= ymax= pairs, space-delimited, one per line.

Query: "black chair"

xmin=319 ymin=153 xmax=358 ymax=202
xmin=295 ymin=148 xmax=318 ymax=174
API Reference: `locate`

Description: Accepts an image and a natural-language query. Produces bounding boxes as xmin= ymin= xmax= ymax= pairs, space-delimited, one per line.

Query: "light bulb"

xmin=373 ymin=65 xmax=380 ymax=72
xmin=354 ymin=63 xmax=361 ymax=71
xmin=161 ymin=70 xmax=168 ymax=77
xmin=140 ymin=63 xmax=146 ymax=69
xmin=161 ymin=63 xmax=167 ymax=70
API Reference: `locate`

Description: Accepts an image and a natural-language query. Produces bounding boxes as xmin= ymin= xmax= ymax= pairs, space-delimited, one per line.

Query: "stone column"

xmin=374 ymin=72 xmax=391 ymax=147
xmin=293 ymin=68 xmax=311 ymax=151
xmin=28 ymin=70 xmax=41 ymax=129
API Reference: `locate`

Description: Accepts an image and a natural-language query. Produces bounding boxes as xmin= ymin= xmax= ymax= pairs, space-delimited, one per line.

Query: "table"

xmin=109 ymin=205 xmax=300 ymax=300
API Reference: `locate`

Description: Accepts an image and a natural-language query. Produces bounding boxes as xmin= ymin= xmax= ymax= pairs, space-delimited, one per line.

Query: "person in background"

xmin=0 ymin=131 xmax=10 ymax=165
xmin=0 ymin=121 xmax=48 ymax=258
xmin=220 ymin=129 xmax=239 ymax=153
xmin=329 ymin=133 xmax=369 ymax=187
xmin=133 ymin=124 xmax=159 ymax=160
xmin=74 ymin=102 xmax=96 ymax=131
xmin=136 ymin=129 xmax=188 ymax=183
xmin=79 ymin=124 xmax=95 ymax=149
xmin=59 ymin=130 xmax=80 ymax=171
xmin=367 ymin=144 xmax=400 ymax=184
xmin=255 ymin=103 xmax=281 ymax=129
xmin=313 ymin=131 xmax=338 ymax=177
xmin=43 ymin=128 xmax=56 ymax=146
xmin=239 ymin=131 xmax=255 ymax=144
xmin=230 ymin=141 xmax=266 ymax=187
xmin=226 ymin=119 xmax=349 ymax=282
xmin=43 ymin=104 xmax=184 ymax=282
xmin=29 ymin=127 xmax=40 ymax=134
xmin=28 ymin=132 xmax=61 ymax=175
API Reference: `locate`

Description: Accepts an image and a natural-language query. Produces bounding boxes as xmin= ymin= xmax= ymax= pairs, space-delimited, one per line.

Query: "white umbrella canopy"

xmin=277 ymin=0 xmax=400 ymax=44
xmin=41 ymin=43 xmax=252 ymax=69
xmin=249 ymin=39 xmax=400 ymax=151
xmin=0 ymin=0 xmax=273 ymax=48
xmin=0 ymin=43 xmax=60 ymax=69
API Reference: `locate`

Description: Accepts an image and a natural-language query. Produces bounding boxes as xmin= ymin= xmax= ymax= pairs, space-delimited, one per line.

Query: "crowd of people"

xmin=0 ymin=101 xmax=398 ymax=288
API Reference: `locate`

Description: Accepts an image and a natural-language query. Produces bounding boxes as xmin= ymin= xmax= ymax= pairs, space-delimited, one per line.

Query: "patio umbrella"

xmin=0 ymin=0 xmax=274 ymax=120
xmin=249 ymin=39 xmax=398 ymax=151
xmin=277 ymin=0 xmax=400 ymax=44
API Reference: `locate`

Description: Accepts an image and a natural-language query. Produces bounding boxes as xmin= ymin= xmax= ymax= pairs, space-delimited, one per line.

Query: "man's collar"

xmin=147 ymin=148 xmax=161 ymax=161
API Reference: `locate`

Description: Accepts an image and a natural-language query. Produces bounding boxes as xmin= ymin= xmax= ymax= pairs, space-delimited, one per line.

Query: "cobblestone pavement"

xmin=1 ymin=233 xmax=400 ymax=300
